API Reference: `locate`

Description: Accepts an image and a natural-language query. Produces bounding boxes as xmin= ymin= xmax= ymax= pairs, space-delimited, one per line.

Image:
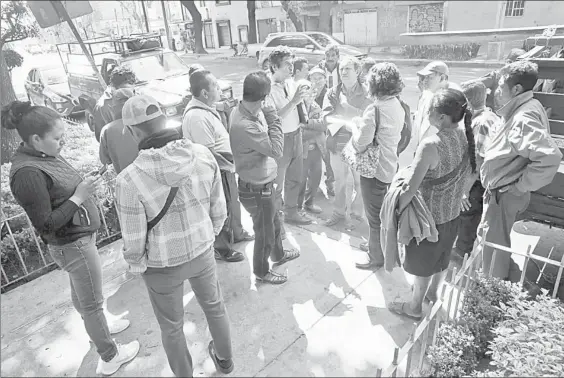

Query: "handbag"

xmin=147 ymin=187 xmax=179 ymax=232
xmin=340 ymin=105 xmax=381 ymax=178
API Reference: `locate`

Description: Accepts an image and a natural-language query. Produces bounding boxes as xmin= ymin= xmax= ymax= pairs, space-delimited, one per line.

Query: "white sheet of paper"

xmin=326 ymin=116 xmax=356 ymax=136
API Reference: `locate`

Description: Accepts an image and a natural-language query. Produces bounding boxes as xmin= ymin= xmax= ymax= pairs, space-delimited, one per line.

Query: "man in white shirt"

xmin=182 ymin=70 xmax=251 ymax=263
xmin=266 ymin=46 xmax=312 ymax=228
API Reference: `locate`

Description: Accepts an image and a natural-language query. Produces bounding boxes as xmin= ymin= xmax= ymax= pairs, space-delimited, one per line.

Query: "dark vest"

xmin=9 ymin=146 xmax=101 ymax=244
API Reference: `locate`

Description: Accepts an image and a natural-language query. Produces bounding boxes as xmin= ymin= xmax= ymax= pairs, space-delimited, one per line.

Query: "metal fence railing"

xmin=0 ymin=201 xmax=121 ymax=292
xmin=378 ymin=232 xmax=564 ymax=377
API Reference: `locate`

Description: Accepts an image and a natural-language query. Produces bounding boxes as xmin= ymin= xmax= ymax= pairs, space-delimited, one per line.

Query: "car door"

xmin=284 ymin=35 xmax=322 ymax=64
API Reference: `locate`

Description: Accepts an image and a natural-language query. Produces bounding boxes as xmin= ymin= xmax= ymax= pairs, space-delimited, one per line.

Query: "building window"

xmin=505 ymin=1 xmax=525 ymax=17
xmin=215 ymin=0 xmax=231 ymax=5
xmin=199 ymin=1 xmax=206 ymax=6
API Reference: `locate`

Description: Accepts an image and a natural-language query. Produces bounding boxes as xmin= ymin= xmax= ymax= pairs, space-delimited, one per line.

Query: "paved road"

xmin=180 ymin=56 xmax=493 ymax=111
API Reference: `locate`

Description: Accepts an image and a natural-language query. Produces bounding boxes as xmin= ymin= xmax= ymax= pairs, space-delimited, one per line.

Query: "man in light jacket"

xmin=480 ymin=60 xmax=562 ymax=280
xmin=116 ymin=94 xmax=234 ymax=377
xmin=182 ymin=70 xmax=252 ymax=264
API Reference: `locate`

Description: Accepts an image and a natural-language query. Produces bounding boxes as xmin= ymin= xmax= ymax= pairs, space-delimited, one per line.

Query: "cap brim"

xmin=417 ymin=69 xmax=434 ymax=76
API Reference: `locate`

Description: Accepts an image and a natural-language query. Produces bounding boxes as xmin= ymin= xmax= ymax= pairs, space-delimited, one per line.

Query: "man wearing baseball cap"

xmin=98 ymin=88 xmax=139 ymax=174
xmin=400 ymin=61 xmax=460 ymax=166
xmin=115 ymin=94 xmax=234 ymax=376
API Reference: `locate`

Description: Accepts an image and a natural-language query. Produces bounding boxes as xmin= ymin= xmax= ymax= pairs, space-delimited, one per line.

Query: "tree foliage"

xmin=280 ymin=1 xmax=336 ymax=34
xmin=1 ymin=1 xmax=40 ymax=164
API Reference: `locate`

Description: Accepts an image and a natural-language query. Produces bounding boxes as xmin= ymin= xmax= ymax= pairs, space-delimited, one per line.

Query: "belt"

xmin=238 ymin=179 xmax=273 ymax=192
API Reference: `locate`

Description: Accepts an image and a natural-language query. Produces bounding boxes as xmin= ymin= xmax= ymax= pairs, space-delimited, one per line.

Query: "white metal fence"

xmin=379 ymin=232 xmax=564 ymax=377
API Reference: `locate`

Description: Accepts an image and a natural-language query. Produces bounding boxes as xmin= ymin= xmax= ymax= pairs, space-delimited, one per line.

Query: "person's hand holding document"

xmin=326 ymin=115 xmax=361 ymax=136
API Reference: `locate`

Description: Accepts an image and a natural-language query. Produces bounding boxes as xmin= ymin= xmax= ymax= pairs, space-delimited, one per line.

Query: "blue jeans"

xmin=274 ymin=129 xmax=303 ymax=214
xmin=238 ymin=179 xmax=284 ymax=277
xmin=298 ymin=144 xmax=323 ymax=208
xmin=48 ymin=234 xmax=118 ymax=362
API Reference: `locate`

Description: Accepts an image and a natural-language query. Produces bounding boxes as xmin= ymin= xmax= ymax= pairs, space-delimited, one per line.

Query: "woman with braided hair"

xmin=2 ymin=101 xmax=139 ymax=375
xmin=388 ymin=88 xmax=475 ymax=320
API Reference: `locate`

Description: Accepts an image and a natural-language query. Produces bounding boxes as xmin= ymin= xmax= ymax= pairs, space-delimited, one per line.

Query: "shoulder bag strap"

xmin=372 ymin=104 xmax=380 ymax=146
xmin=147 ymin=187 xmax=179 ymax=232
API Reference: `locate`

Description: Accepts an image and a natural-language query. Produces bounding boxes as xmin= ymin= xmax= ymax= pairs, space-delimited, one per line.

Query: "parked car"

xmin=257 ymin=31 xmax=367 ymax=71
xmin=24 ymin=65 xmax=83 ymax=116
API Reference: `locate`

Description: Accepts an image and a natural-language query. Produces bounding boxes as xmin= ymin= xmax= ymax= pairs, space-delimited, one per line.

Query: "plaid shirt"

xmin=115 ymin=139 xmax=227 ymax=273
xmin=472 ymin=108 xmax=498 ymax=159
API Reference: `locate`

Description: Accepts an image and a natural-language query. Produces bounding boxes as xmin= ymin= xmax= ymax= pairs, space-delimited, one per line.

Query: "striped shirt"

xmin=116 ymin=137 xmax=227 ymax=274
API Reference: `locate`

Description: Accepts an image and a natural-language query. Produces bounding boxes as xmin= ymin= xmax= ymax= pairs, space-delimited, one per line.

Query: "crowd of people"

xmin=2 ymin=43 xmax=562 ymax=376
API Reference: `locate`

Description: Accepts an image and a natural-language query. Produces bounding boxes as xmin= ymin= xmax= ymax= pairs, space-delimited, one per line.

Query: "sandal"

xmin=272 ymin=249 xmax=300 ymax=267
xmin=256 ymin=270 xmax=288 ymax=285
xmin=388 ymin=301 xmax=423 ymax=321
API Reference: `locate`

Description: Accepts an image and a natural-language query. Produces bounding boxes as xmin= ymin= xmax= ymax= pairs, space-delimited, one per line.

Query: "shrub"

xmin=427 ymin=322 xmax=479 ymax=377
xmin=401 ymin=43 xmax=481 ymax=61
xmin=478 ymin=292 xmax=564 ymax=377
xmin=0 ymin=228 xmax=47 ymax=271
xmin=459 ymin=272 xmax=524 ymax=357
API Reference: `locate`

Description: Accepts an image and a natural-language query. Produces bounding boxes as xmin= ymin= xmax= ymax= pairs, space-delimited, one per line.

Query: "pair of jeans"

xmin=274 ymin=129 xmax=303 ymax=214
xmin=323 ymin=148 xmax=335 ymax=188
xmin=298 ymin=144 xmax=323 ymax=209
xmin=455 ymin=181 xmax=485 ymax=256
xmin=330 ymin=152 xmax=363 ymax=219
xmin=143 ymin=249 xmax=232 ymax=377
xmin=360 ymin=176 xmax=388 ymax=264
xmin=479 ymin=188 xmax=531 ymax=280
xmin=238 ymin=179 xmax=284 ymax=277
xmin=48 ymin=233 xmax=117 ymax=362
xmin=215 ymin=170 xmax=238 ymax=257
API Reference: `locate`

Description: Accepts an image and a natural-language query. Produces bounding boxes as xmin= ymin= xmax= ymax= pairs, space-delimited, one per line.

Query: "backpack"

xmin=396 ymin=97 xmax=412 ymax=156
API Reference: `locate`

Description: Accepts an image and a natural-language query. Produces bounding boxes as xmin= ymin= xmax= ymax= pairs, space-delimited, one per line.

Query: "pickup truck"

xmin=56 ymin=34 xmax=237 ymax=131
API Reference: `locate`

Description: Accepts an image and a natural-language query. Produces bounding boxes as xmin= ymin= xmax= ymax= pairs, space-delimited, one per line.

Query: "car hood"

xmin=138 ymin=74 xmax=233 ymax=107
xmin=48 ymin=82 xmax=71 ymax=97
xmin=337 ymin=44 xmax=366 ymax=57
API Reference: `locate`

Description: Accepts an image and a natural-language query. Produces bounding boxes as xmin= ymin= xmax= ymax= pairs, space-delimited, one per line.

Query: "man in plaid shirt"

xmin=115 ymin=95 xmax=234 ymax=376
xmin=455 ymin=81 xmax=499 ymax=258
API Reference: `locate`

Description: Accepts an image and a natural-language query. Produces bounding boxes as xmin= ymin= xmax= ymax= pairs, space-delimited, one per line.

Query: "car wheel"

xmin=262 ymin=59 xmax=269 ymax=71
xmin=84 ymin=108 xmax=95 ymax=132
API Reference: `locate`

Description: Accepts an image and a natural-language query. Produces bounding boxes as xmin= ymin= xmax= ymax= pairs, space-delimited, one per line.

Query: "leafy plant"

xmin=401 ymin=43 xmax=481 ymax=61
xmin=427 ymin=322 xmax=479 ymax=377
xmin=0 ymin=227 xmax=47 ymax=269
xmin=478 ymin=292 xmax=564 ymax=377
xmin=459 ymin=271 xmax=524 ymax=357
xmin=3 ymin=48 xmax=22 ymax=71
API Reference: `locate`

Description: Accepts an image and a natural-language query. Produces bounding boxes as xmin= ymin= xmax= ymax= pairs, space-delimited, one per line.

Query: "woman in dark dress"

xmin=388 ymin=89 xmax=475 ymax=320
xmin=2 ymin=101 xmax=139 ymax=375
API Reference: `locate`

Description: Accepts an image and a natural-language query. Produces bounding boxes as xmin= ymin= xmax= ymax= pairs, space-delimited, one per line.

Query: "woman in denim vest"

xmin=2 ymin=101 xmax=139 ymax=376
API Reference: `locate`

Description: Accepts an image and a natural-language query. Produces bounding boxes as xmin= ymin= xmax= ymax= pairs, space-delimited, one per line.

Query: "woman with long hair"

xmin=2 ymin=101 xmax=139 ymax=375
xmin=388 ymin=89 xmax=475 ymax=320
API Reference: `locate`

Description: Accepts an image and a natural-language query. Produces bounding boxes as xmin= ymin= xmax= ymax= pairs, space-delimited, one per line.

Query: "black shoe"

xmin=208 ymin=340 xmax=234 ymax=374
xmin=215 ymin=249 xmax=245 ymax=263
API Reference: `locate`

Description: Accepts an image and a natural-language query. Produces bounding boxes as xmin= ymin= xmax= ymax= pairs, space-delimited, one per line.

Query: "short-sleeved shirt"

xmin=267 ymin=79 xmax=300 ymax=134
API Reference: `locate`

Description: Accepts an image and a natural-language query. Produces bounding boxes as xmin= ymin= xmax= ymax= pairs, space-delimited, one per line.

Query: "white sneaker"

xmin=108 ymin=319 xmax=130 ymax=335
xmin=96 ymin=340 xmax=140 ymax=376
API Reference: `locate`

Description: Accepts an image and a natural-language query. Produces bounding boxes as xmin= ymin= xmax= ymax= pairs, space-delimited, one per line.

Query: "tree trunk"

xmin=247 ymin=1 xmax=257 ymax=44
xmin=180 ymin=1 xmax=208 ymax=54
xmin=280 ymin=1 xmax=304 ymax=32
xmin=0 ymin=48 xmax=20 ymax=164
xmin=318 ymin=1 xmax=333 ymax=35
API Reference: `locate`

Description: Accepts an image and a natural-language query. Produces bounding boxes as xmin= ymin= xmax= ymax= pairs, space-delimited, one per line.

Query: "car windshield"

xmin=126 ymin=52 xmax=188 ymax=82
xmin=42 ymin=68 xmax=67 ymax=85
xmin=307 ymin=33 xmax=341 ymax=48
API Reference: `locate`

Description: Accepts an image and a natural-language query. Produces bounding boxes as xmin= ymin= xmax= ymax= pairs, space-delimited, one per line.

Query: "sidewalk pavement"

xmin=0 ymin=195 xmax=420 ymax=377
